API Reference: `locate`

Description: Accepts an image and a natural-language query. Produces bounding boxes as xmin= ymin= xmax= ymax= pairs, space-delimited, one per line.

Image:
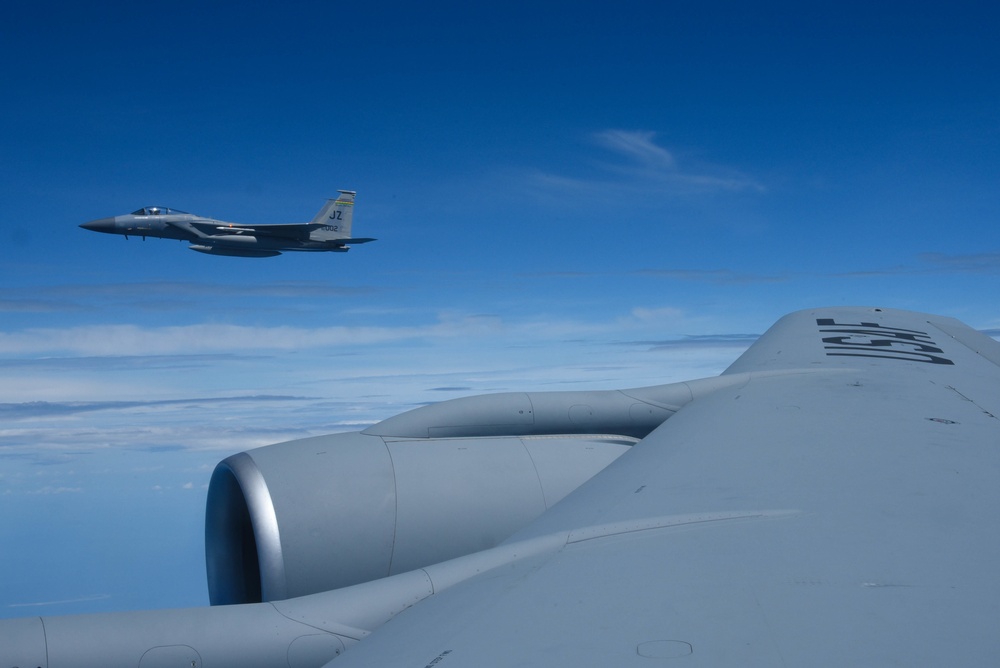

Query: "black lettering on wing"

xmin=821 ymin=336 xmax=945 ymax=354
xmin=816 ymin=318 xmax=928 ymax=334
xmin=823 ymin=348 xmax=955 ymax=365
xmin=816 ymin=318 xmax=955 ymax=365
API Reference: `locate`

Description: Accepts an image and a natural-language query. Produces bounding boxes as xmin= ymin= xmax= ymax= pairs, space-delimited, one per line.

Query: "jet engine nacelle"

xmin=204 ymin=385 xmax=707 ymax=606
xmin=205 ymin=430 xmax=633 ymax=605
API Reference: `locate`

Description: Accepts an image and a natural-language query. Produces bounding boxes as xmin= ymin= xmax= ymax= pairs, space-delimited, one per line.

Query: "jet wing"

xmin=182 ymin=220 xmax=322 ymax=241
xmin=329 ymin=307 xmax=1000 ymax=666
xmin=181 ymin=221 xmax=374 ymax=245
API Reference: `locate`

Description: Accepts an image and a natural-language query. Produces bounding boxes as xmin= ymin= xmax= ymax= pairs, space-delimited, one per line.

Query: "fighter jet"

xmin=80 ymin=190 xmax=373 ymax=257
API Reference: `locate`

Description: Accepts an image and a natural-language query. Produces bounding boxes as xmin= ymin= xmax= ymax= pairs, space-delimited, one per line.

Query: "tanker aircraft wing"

xmin=326 ymin=306 xmax=1000 ymax=666
xmin=3 ymin=307 xmax=1000 ymax=667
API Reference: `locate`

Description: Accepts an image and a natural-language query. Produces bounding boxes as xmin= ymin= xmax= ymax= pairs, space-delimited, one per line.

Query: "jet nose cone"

xmin=80 ymin=217 xmax=116 ymax=233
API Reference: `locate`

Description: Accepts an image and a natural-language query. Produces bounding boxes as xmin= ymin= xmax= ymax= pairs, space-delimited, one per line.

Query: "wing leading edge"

xmin=328 ymin=306 xmax=1000 ymax=666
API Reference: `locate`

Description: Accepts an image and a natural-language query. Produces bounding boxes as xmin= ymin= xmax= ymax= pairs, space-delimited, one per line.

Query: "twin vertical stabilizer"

xmin=310 ymin=190 xmax=356 ymax=240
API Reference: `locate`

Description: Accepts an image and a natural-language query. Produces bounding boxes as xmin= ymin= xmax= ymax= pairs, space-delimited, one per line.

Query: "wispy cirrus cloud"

xmin=6 ymin=594 xmax=111 ymax=609
xmin=0 ymin=395 xmax=312 ymax=420
xmin=636 ymin=268 xmax=788 ymax=285
xmin=0 ymin=306 xmax=706 ymax=358
xmin=0 ymin=299 xmax=84 ymax=313
xmin=593 ymin=129 xmax=679 ymax=170
xmin=528 ymin=129 xmax=764 ymax=199
xmin=528 ymin=251 xmax=1000 ymax=285
xmin=917 ymin=252 xmax=1000 ymax=274
xmin=618 ymin=333 xmax=760 ymax=352
xmin=0 ymin=282 xmax=380 ymax=319
xmin=1 ymin=281 xmax=377 ymax=301
xmin=0 ymin=320 xmax=478 ymax=357
xmin=830 ymin=253 xmax=1000 ymax=278
xmin=525 ymin=267 xmax=790 ymax=285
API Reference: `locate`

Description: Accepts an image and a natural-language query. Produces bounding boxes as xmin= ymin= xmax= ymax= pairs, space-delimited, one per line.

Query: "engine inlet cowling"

xmin=205 ymin=431 xmax=632 ymax=605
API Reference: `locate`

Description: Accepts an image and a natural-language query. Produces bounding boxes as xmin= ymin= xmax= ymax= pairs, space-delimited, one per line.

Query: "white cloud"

xmin=628 ymin=306 xmax=685 ymax=323
xmin=0 ymin=319 xmax=483 ymax=357
xmin=528 ymin=129 xmax=764 ymax=199
xmin=26 ymin=486 xmax=83 ymax=495
xmin=6 ymin=594 xmax=111 ymax=609
xmin=0 ymin=306 xmax=702 ymax=359
xmin=593 ymin=129 xmax=678 ymax=170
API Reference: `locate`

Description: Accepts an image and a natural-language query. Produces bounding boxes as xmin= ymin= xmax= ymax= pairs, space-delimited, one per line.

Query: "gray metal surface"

xmin=205 ymin=430 xmax=633 ymax=604
xmin=327 ymin=307 xmax=1000 ymax=665
xmin=80 ymin=190 xmax=374 ymax=256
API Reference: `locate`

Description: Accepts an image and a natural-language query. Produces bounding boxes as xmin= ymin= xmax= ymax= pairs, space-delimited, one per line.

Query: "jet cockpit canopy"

xmin=131 ymin=206 xmax=188 ymax=216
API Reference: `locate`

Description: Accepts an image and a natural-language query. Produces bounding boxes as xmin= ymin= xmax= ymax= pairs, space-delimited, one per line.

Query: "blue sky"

xmin=2 ymin=1 xmax=999 ymax=617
